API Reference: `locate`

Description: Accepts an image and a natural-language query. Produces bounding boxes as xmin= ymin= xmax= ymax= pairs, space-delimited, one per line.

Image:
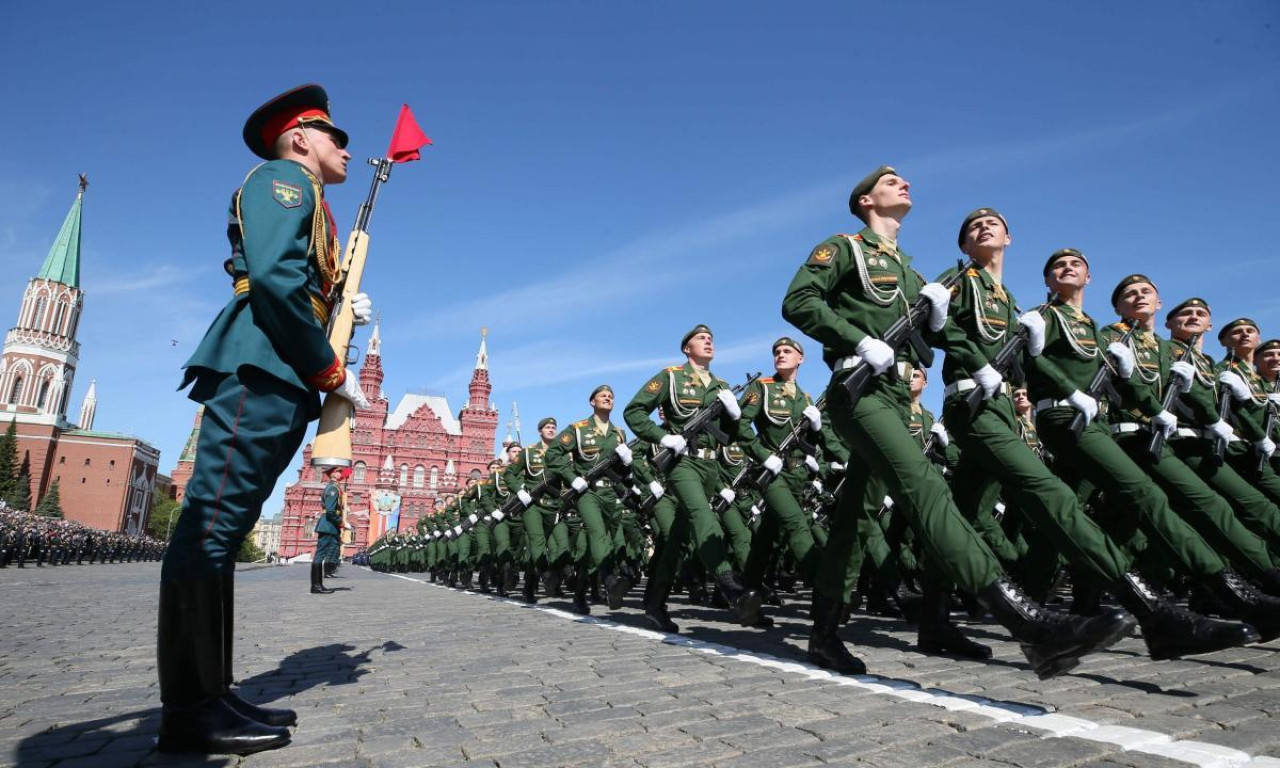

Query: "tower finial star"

xmin=78 ymin=174 xmax=89 ymax=195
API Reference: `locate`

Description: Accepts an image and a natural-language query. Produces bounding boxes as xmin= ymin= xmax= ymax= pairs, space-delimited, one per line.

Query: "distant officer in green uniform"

xmin=491 ymin=444 xmax=525 ymax=597
xmin=157 ymin=84 xmax=372 ymax=755
xmin=624 ymin=325 xmax=763 ymax=632
xmin=781 ymin=166 xmax=1136 ymax=678
xmin=1219 ymin=319 xmax=1280 ymax=505
xmin=505 ymin=418 xmax=568 ymax=603
xmin=312 ymin=466 xmax=346 ymax=594
xmin=1259 ymin=338 xmax=1280 ymax=473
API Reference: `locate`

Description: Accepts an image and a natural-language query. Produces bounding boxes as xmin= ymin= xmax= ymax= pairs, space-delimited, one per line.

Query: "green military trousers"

xmin=315 ymin=533 xmax=340 ymax=565
xmin=163 ymin=369 xmax=310 ymax=582
xmin=521 ymin=506 xmax=563 ymax=570
xmin=742 ymin=468 xmax=820 ymax=589
xmin=1226 ymin=444 xmax=1280 ymax=518
xmin=573 ymin=488 xmax=618 ymax=578
xmin=653 ymin=455 xmax=734 ymax=583
xmin=822 ymin=374 xmax=1002 ymax=602
xmin=1173 ymin=438 xmax=1280 ymax=559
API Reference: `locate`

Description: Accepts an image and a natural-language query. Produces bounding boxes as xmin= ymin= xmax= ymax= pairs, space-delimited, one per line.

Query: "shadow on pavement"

xmin=236 ymin=640 xmax=405 ymax=703
xmin=14 ymin=710 xmax=236 ymax=767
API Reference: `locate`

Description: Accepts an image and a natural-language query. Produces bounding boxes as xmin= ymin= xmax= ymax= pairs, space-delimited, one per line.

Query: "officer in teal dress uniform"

xmin=312 ymin=466 xmax=347 ymax=594
xmin=156 ymin=84 xmax=372 ymax=755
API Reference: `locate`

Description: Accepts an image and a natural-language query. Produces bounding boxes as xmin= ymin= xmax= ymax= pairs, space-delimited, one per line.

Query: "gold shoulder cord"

xmin=306 ymin=173 xmax=340 ymax=288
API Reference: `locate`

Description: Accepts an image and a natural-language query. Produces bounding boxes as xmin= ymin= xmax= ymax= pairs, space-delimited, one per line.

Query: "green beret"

xmin=1042 ymin=248 xmax=1089 ymax=278
xmin=957 ymin=207 xmax=1007 ymax=249
xmin=1258 ymin=339 xmax=1280 ymax=356
xmin=771 ymin=336 xmax=804 ymax=355
xmin=848 ymin=165 xmax=897 ymax=220
xmin=1165 ymin=297 xmax=1210 ymax=322
xmin=589 ymin=384 xmax=613 ymax=401
xmin=1110 ymin=274 xmax=1156 ymax=309
xmin=681 ymin=324 xmax=713 ymax=350
xmin=537 ymin=417 xmax=556 ymax=430
xmin=1217 ymin=318 xmax=1259 ymax=345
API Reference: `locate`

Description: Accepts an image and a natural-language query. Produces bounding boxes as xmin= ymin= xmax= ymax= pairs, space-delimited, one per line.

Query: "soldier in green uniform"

xmin=624 ymin=326 xmax=763 ymax=631
xmin=711 ymin=440 xmax=756 ymax=573
xmin=312 ymin=466 xmax=346 ymax=594
xmin=1260 ymin=338 xmax=1280 ymax=473
xmin=781 ymin=166 xmax=1137 ymax=678
xmin=505 ymin=418 xmax=569 ymax=603
xmin=1218 ymin=320 xmax=1280 ymax=505
xmin=491 ymin=444 xmax=525 ymax=597
xmin=546 ymin=385 xmax=632 ymax=615
xmin=157 ymin=85 xmax=372 ymax=755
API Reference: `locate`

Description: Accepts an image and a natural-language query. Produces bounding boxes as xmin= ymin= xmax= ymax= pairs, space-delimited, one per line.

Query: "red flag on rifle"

xmin=386 ymin=104 xmax=431 ymax=163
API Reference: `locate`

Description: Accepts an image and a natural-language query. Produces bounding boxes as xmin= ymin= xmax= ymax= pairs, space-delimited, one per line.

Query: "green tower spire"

xmin=36 ymin=174 xmax=86 ymax=288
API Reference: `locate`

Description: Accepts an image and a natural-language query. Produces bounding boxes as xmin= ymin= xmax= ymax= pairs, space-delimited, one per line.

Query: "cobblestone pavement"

xmin=3 ymin=564 xmax=1280 ymax=768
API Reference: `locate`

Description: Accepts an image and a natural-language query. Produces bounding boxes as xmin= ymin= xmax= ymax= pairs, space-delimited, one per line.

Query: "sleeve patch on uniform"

xmin=807 ymin=244 xmax=836 ymax=266
xmin=272 ymin=180 xmax=302 ymax=208
xmin=645 ymin=379 xmax=662 ymax=393
xmin=560 ymin=433 xmax=573 ymax=444
xmin=746 ymin=391 xmax=760 ymax=405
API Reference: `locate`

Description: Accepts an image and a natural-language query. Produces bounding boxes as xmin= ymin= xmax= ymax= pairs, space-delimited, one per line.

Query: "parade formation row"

xmin=0 ymin=508 xmax=166 ymax=568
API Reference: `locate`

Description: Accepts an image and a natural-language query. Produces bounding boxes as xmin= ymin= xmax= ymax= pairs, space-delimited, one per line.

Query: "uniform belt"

xmin=1176 ymin=427 xmax=1207 ymax=439
xmin=593 ymin=479 xmax=610 ymax=488
xmin=233 ymin=276 xmax=329 ymax=325
xmin=690 ymin=448 xmax=717 ymax=460
xmin=944 ymin=379 xmax=1013 ymax=398
xmin=1035 ymin=398 xmax=1073 ymax=412
xmin=833 ymin=357 xmax=912 ymax=380
xmin=1109 ymin=423 xmax=1144 ymax=435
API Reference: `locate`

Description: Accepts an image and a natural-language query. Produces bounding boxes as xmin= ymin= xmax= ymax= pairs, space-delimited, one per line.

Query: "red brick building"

xmin=277 ymin=325 xmax=500 ymax=558
xmin=1 ymin=178 xmax=161 ymax=534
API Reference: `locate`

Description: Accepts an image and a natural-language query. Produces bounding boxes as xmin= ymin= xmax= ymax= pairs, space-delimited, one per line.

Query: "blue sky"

xmin=3 ymin=1 xmax=1278 ymax=519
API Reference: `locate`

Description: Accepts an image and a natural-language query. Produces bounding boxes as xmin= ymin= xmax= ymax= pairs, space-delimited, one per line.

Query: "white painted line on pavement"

xmin=369 ymin=569 xmax=1265 ymax=768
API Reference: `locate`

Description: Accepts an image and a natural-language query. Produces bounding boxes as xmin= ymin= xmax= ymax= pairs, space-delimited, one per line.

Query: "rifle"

xmin=312 ymin=157 xmax=397 ymax=468
xmin=1068 ymin=324 xmax=1137 ymax=441
xmin=711 ymin=460 xmax=756 ymax=516
xmin=963 ymin=294 xmax=1057 ymax=417
xmin=744 ymin=394 xmax=826 ymax=494
xmin=651 ymin=372 xmax=763 ymax=475
xmin=1147 ymin=333 xmax=1200 ymax=460
xmin=556 ymin=436 xmax=646 ymax=509
xmin=1210 ymin=351 xmax=1237 ymax=467
xmin=842 ymin=260 xmax=974 ymax=409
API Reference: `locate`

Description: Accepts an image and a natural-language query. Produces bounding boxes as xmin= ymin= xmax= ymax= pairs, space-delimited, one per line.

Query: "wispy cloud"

xmin=94 ymin=263 xmax=199 ymax=295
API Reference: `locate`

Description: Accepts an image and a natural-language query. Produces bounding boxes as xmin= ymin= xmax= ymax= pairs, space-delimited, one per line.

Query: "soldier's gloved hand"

xmin=1258 ymin=437 xmax=1277 ymax=459
xmin=855 ymin=337 xmax=895 ymax=375
xmin=333 ymin=369 xmax=370 ymax=409
xmin=717 ymin=389 xmax=742 ymax=420
xmin=1018 ymin=310 xmax=1047 ymax=356
xmin=490 ymin=511 xmax=505 ymax=523
xmin=350 ymin=293 xmax=373 ymax=326
xmin=1269 ymin=392 xmax=1280 ymax=406
xmin=919 ymin=282 xmax=952 ymax=332
xmin=883 ymin=495 xmax=895 ymax=509
xmin=1152 ymin=410 xmax=1178 ymax=439
xmin=763 ymin=454 xmax=784 ymax=476
xmin=613 ymin=442 xmax=633 ymax=466
xmin=1067 ymin=389 xmax=1099 ymax=426
xmin=811 ymin=479 xmax=824 ymax=493
xmin=1107 ymin=343 xmax=1136 ymax=380
xmin=994 ymin=501 xmax=1007 ymax=516
xmin=517 ymin=489 xmax=533 ymax=508
xmin=973 ymin=364 xmax=1004 ymax=399
xmin=718 ymin=488 xmax=736 ymax=504
xmin=660 ymin=434 xmax=688 ymax=455
xmin=1207 ymin=419 xmax=1235 ymax=442
xmin=829 ymin=461 xmax=845 ymax=472
xmin=1218 ymin=371 xmax=1251 ymax=402
xmin=468 ymin=514 xmax=479 ymax=525
xmin=571 ymin=477 xmax=589 ymax=493
xmin=930 ymin=422 xmax=950 ymax=447
xmin=648 ymin=481 xmax=665 ymax=499
xmin=804 ymin=454 xmax=821 ymax=474
xmin=802 ymin=405 xmax=823 ymax=432
xmin=750 ymin=505 xmax=761 ymax=519
xmin=1170 ymin=361 xmax=1196 ymax=393
xmin=451 ymin=525 xmax=463 ymax=536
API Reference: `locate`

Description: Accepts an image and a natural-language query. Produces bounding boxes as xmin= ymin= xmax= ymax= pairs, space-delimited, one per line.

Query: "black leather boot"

xmin=478 ymin=564 xmax=492 ymax=593
xmin=605 ymin=570 xmax=634 ymax=610
xmin=1204 ymin=569 xmax=1279 ymax=642
xmin=220 ymin=571 xmax=296 ymax=728
xmin=1113 ymin=572 xmax=1260 ymax=660
xmin=572 ymin=574 xmax=591 ymax=615
xmin=310 ymin=562 xmax=333 ymax=594
xmin=643 ymin=579 xmax=679 ymax=633
xmin=157 ymin=577 xmax=291 ymax=754
xmin=714 ymin=570 xmax=763 ymax=627
xmin=1254 ymin=567 xmax=1280 ymax=597
xmin=460 ymin=568 xmax=474 ymax=590
xmin=503 ymin=562 xmax=519 ymax=593
xmin=917 ymin=583 xmax=992 ymax=659
xmin=1070 ymin=576 xmax=1103 ymax=616
xmin=522 ymin=568 xmax=538 ymax=604
xmin=979 ymin=576 xmax=1136 ymax=679
xmin=495 ymin=563 xmax=509 ymax=598
xmin=806 ymin=593 xmax=866 ymax=674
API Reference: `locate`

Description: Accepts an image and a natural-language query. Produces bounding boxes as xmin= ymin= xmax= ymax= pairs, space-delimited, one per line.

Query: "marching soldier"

xmin=157 ymin=84 xmax=372 ymax=754
xmin=504 ymin=418 xmax=568 ymax=603
xmin=312 ymin=466 xmax=345 ymax=594
xmin=1218 ymin=319 xmax=1280 ymax=505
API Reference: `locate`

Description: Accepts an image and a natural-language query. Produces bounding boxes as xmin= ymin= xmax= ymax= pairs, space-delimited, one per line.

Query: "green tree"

xmin=34 ymin=479 xmax=63 ymax=518
xmin=0 ymin=420 xmax=16 ymax=502
xmin=237 ymin=536 xmax=266 ymax=563
xmin=149 ymin=495 xmax=182 ymax=541
xmin=8 ymin=460 xmax=32 ymax=512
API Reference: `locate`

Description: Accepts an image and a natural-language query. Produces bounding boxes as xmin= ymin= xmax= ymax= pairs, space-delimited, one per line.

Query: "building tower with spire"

xmin=78 ymin=379 xmax=97 ymax=431
xmin=459 ymin=328 xmax=499 ymax=466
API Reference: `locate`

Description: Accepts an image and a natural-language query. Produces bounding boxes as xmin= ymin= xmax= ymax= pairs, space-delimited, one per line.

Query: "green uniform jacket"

xmin=545 ymin=417 xmax=628 ymax=488
xmin=1168 ymin=339 xmax=1222 ymax=427
xmin=734 ymin=376 xmax=815 ymax=466
xmin=317 ymin=481 xmax=342 ymax=536
xmin=1100 ymin=322 xmax=1172 ymax=427
xmin=624 ymin=362 xmax=737 ymax=452
xmin=503 ymin=442 xmax=561 ymax=509
xmin=1218 ymin=357 xmax=1271 ymax=442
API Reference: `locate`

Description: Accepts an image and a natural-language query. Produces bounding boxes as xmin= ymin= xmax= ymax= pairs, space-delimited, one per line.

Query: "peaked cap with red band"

xmin=243 ymin=83 xmax=349 ymax=160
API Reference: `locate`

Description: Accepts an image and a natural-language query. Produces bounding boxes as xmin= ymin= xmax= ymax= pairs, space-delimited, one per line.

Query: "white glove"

xmin=452 ymin=525 xmax=463 ymax=536
xmin=1018 ymin=310 xmax=1046 ymax=357
xmin=930 ymin=421 xmax=950 ymax=448
xmin=973 ymin=364 xmax=1003 ymax=399
xmin=660 ymin=434 xmax=688 ymax=455
xmin=490 ymin=511 xmax=505 ymax=522
xmin=350 ymin=292 xmax=373 ymax=326
xmin=750 ymin=505 xmax=761 ymax=519
xmin=919 ymin=282 xmax=951 ymax=332
xmin=1218 ymin=371 xmax=1251 ymax=402
xmin=1258 ymin=438 xmax=1276 ymax=459
xmin=717 ymin=389 xmax=742 ymax=420
xmin=802 ymin=404 xmax=823 ymax=432
xmin=1269 ymin=392 xmax=1280 ymax=406
xmin=647 ymin=480 xmax=665 ymax=499
xmin=613 ymin=442 xmax=633 ymax=466
xmin=763 ymin=454 xmax=784 ymax=475
xmin=1152 ymin=410 xmax=1178 ymax=439
xmin=994 ymin=501 xmax=1007 ymax=515
xmin=1207 ymin=419 xmax=1236 ymax=442
xmin=1107 ymin=343 xmax=1136 ymax=380
xmin=333 ymin=369 xmax=370 ymax=409
xmin=517 ymin=489 xmax=533 ymax=508
xmin=829 ymin=462 xmax=845 ymax=472
xmin=718 ymin=488 xmax=736 ymax=504
xmin=882 ymin=496 xmax=895 ymax=509
xmin=804 ymin=454 xmax=821 ymax=474
xmin=855 ymin=336 xmax=895 ymax=375
xmin=1169 ymin=361 xmax=1195 ymax=394
xmin=811 ymin=480 xmax=824 ymax=493
xmin=1067 ymin=389 xmax=1099 ymax=426
xmin=571 ymin=477 xmax=589 ymax=493
xmin=467 ymin=514 xmax=479 ymax=525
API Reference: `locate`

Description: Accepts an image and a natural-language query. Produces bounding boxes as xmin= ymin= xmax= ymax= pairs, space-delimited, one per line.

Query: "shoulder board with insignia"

xmin=759 ymin=377 xmax=774 ymax=384
xmin=573 ymin=419 xmax=589 ymax=427
xmin=965 ymin=268 xmax=980 ymax=278
xmin=840 ymin=233 xmax=862 ymax=240
xmin=716 ymin=378 xmax=730 ymax=387
xmin=665 ymin=365 xmax=682 ymax=372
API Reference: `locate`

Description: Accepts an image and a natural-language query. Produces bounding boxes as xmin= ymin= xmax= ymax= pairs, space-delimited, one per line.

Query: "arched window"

xmin=413 ymin=465 xmax=425 ymax=488
xmin=8 ymin=376 xmax=22 ymax=405
xmin=353 ymin=461 xmax=367 ymax=483
xmin=37 ymin=380 xmax=51 ymax=410
xmin=399 ymin=464 xmax=408 ymax=487
xmin=430 ymin=467 xmax=439 ymax=489
xmin=33 ymin=297 xmax=47 ymax=330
